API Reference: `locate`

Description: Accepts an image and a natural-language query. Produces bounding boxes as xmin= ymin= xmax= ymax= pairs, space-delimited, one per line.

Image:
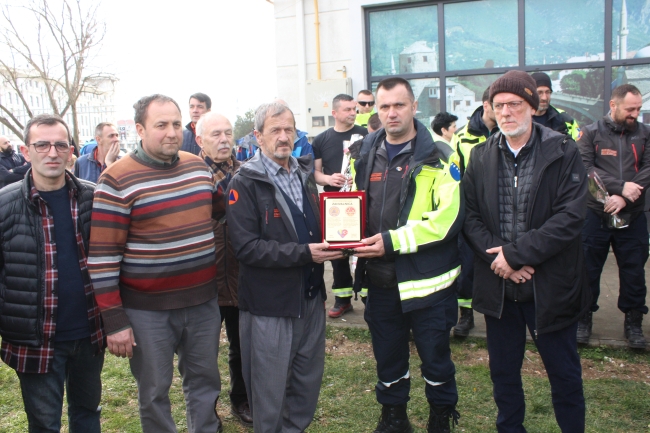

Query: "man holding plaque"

xmin=313 ymin=93 xmax=368 ymax=317
xmin=577 ymin=83 xmax=650 ymax=348
xmin=226 ymin=102 xmax=342 ymax=433
xmin=354 ymin=77 xmax=463 ymax=433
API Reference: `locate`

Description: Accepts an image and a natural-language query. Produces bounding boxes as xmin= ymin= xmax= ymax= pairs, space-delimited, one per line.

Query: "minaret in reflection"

xmin=618 ymin=0 xmax=629 ymax=60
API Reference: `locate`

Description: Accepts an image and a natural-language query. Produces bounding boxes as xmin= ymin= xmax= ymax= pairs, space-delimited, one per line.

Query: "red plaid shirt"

xmin=0 ymin=173 xmax=105 ymax=373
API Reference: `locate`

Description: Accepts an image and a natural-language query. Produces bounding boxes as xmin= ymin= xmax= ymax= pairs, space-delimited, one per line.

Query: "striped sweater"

xmin=88 ymin=150 xmax=224 ymax=333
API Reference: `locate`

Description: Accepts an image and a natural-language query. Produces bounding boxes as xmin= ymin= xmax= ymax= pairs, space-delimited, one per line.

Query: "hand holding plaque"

xmin=320 ymin=191 xmax=366 ymax=250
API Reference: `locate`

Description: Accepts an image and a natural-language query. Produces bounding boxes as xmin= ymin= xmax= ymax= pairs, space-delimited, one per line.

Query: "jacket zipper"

xmin=512 ymin=157 xmax=519 ymax=245
xmin=377 ymin=167 xmax=390 ymax=232
xmin=222 ymin=224 xmax=230 ymax=294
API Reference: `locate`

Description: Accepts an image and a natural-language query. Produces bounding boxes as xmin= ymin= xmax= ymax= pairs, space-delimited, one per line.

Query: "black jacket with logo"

xmin=578 ymin=115 xmax=650 ymax=220
xmin=225 ymin=152 xmax=325 ymax=318
xmin=463 ymin=124 xmax=590 ymax=335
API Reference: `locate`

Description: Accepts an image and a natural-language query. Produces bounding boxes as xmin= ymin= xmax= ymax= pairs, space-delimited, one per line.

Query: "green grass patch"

xmin=0 ymin=327 xmax=648 ymax=432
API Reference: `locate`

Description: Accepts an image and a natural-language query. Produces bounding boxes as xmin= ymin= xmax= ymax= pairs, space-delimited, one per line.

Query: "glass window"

xmin=447 ymin=74 xmax=502 ymax=128
xmin=368 ymin=5 xmax=438 ymax=76
xmin=612 ymin=65 xmax=650 ymax=124
xmin=525 ymin=0 xmax=605 ymax=65
xmin=444 ymin=0 xmax=518 ymax=71
xmin=533 ymin=68 xmax=605 ymax=127
xmin=612 ymin=0 xmax=650 ymax=60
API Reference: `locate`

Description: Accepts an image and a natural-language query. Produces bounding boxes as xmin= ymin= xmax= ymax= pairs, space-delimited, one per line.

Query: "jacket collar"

xmin=239 ymin=150 xmax=314 ymax=183
xmin=22 ymin=169 xmax=84 ymax=207
xmin=603 ymin=113 xmax=638 ymax=134
xmin=365 ymin=118 xmax=437 ymax=165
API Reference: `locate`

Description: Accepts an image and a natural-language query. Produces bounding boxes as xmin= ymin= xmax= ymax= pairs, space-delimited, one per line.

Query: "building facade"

xmin=0 ymin=72 xmax=116 ymax=146
xmin=273 ymin=0 xmax=650 ymax=134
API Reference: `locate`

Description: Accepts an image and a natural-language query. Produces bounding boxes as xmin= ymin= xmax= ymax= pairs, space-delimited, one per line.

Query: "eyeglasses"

xmin=30 ymin=141 xmax=71 ymax=153
xmin=358 ymin=101 xmax=375 ymax=107
xmin=492 ymin=100 xmax=526 ymax=113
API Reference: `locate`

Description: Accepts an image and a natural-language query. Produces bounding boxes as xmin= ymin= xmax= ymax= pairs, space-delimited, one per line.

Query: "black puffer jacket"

xmin=463 ymin=124 xmax=591 ymax=335
xmin=498 ymin=132 xmax=537 ymax=302
xmin=0 ymin=170 xmax=95 ymax=345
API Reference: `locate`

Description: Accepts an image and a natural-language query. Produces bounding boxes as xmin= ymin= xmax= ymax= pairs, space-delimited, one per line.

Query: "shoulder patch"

xmin=229 ymin=190 xmax=239 ymax=205
xmin=449 ymin=162 xmax=462 ymax=181
xmin=571 ymin=173 xmax=580 ymax=183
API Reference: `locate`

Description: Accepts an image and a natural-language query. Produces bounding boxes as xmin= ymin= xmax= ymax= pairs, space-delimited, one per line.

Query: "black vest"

xmin=278 ymin=186 xmax=324 ymax=299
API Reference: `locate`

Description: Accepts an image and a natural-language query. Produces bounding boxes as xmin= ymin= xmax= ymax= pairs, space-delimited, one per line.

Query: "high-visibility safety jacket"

xmin=355 ymin=112 xmax=374 ymax=128
xmin=533 ymin=104 xmax=580 ymax=141
xmin=354 ymin=120 xmax=464 ymax=312
xmin=452 ymin=105 xmax=496 ymax=175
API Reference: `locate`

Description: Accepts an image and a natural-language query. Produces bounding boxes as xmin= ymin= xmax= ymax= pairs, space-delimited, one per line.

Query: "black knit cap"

xmin=489 ymin=70 xmax=540 ymax=111
xmin=531 ymin=72 xmax=553 ymax=92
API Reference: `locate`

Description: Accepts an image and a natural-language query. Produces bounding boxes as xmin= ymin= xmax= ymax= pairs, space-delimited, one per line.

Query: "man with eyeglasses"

xmin=463 ymin=70 xmax=588 ymax=433
xmin=313 ymin=93 xmax=367 ymax=318
xmin=0 ymin=114 xmax=105 ymax=432
xmin=355 ymin=89 xmax=376 ymax=128
xmin=0 ymin=134 xmax=31 ymax=188
xmin=530 ymin=72 xmax=580 ymax=140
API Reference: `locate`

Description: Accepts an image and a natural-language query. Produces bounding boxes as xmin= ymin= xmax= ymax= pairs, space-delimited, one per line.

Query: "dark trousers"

xmin=364 ymin=282 xmax=458 ymax=407
xmin=17 ymin=337 xmax=104 ymax=433
xmin=582 ymin=208 xmax=649 ymax=314
xmin=331 ymin=257 xmax=354 ymax=302
xmin=485 ymin=300 xmax=584 ymax=433
xmin=457 ymin=233 xmax=474 ymax=305
xmin=219 ymin=305 xmax=247 ymax=405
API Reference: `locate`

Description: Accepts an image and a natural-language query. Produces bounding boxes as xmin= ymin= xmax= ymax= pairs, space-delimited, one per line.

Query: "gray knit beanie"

xmin=489 ymin=70 xmax=540 ymax=111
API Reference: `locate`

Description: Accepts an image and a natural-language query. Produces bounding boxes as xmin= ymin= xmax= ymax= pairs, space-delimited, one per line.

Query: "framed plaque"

xmin=320 ymin=191 xmax=366 ymax=250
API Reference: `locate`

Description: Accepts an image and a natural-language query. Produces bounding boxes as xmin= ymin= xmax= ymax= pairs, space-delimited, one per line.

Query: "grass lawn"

xmin=0 ymin=326 xmax=648 ymax=432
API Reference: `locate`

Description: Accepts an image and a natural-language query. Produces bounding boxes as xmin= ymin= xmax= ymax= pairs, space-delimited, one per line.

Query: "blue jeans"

xmin=17 ymin=337 xmax=104 ymax=433
xmin=485 ymin=300 xmax=584 ymax=433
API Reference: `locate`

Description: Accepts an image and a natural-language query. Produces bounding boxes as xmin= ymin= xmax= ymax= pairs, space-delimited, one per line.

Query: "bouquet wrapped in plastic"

xmin=587 ymin=170 xmax=628 ymax=229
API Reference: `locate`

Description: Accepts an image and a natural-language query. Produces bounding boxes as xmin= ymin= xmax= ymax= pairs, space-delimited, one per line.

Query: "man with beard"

xmin=463 ymin=70 xmax=589 ymax=432
xmin=0 ymin=135 xmax=30 ymax=188
xmin=195 ymin=112 xmax=252 ymax=427
xmin=313 ymin=93 xmax=367 ymax=317
xmin=577 ymin=84 xmax=650 ymax=348
xmin=531 ymin=72 xmax=580 ymax=140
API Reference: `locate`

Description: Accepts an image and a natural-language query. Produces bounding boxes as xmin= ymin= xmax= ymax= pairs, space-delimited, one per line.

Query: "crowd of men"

xmin=0 ymin=69 xmax=647 ymax=433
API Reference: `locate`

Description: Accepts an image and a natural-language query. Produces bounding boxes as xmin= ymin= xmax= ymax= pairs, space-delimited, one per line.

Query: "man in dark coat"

xmin=0 ymin=134 xmax=30 ymax=188
xmin=195 ymin=111 xmax=252 ymax=428
xmin=463 ymin=70 xmax=590 ymax=433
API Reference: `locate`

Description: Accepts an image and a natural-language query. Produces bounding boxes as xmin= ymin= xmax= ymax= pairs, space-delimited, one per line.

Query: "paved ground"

xmin=324 ymin=252 xmax=650 ymax=350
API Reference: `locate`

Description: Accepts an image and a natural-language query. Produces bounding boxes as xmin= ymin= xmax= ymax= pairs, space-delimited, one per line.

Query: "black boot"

xmin=624 ymin=310 xmax=647 ymax=349
xmin=372 ymin=404 xmax=413 ymax=433
xmin=453 ymin=308 xmax=474 ymax=338
xmin=576 ymin=311 xmax=592 ymax=345
xmin=427 ymin=404 xmax=460 ymax=433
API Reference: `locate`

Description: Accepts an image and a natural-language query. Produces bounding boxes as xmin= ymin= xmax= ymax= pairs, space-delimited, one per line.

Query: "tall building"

xmin=0 ymin=69 xmax=116 ymax=145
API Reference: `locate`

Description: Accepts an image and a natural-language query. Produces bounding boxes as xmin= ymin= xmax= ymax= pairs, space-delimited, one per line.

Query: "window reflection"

xmin=444 ymin=0 xmax=518 ymax=71
xmin=525 ymin=0 xmax=604 ymax=65
xmin=369 ymin=6 xmax=438 ymax=76
xmin=447 ymin=75 xmax=502 ymax=128
xmin=612 ymin=0 xmax=650 ymax=60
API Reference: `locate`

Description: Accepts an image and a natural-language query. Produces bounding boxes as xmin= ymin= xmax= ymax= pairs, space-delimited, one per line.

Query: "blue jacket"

xmin=74 ymin=151 xmax=103 ymax=184
xmin=181 ymin=122 xmax=201 ymax=156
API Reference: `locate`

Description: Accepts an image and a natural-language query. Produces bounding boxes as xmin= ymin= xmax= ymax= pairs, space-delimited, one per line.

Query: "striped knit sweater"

xmin=88 ymin=150 xmax=224 ymax=333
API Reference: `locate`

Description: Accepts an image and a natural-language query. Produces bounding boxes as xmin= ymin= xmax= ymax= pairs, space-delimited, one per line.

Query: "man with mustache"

xmin=195 ymin=112 xmax=252 ymax=428
xmin=226 ymin=102 xmax=342 ymax=432
xmin=88 ymin=94 xmax=226 ymax=433
xmin=463 ymin=70 xmax=589 ymax=432
xmin=313 ymin=93 xmax=368 ymax=317
xmin=530 ymin=72 xmax=580 ymax=140
xmin=577 ymin=83 xmax=650 ymax=348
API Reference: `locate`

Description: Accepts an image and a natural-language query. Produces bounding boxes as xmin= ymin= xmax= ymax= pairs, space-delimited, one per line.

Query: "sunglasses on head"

xmin=358 ymin=101 xmax=375 ymax=107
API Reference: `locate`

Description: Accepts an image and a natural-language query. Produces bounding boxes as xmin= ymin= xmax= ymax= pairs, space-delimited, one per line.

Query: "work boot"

xmin=453 ymin=308 xmax=474 ymax=338
xmin=624 ymin=310 xmax=647 ymax=349
xmin=372 ymin=404 xmax=413 ymax=433
xmin=427 ymin=404 xmax=460 ymax=433
xmin=576 ymin=311 xmax=593 ymax=345
xmin=328 ymin=300 xmax=353 ymax=318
